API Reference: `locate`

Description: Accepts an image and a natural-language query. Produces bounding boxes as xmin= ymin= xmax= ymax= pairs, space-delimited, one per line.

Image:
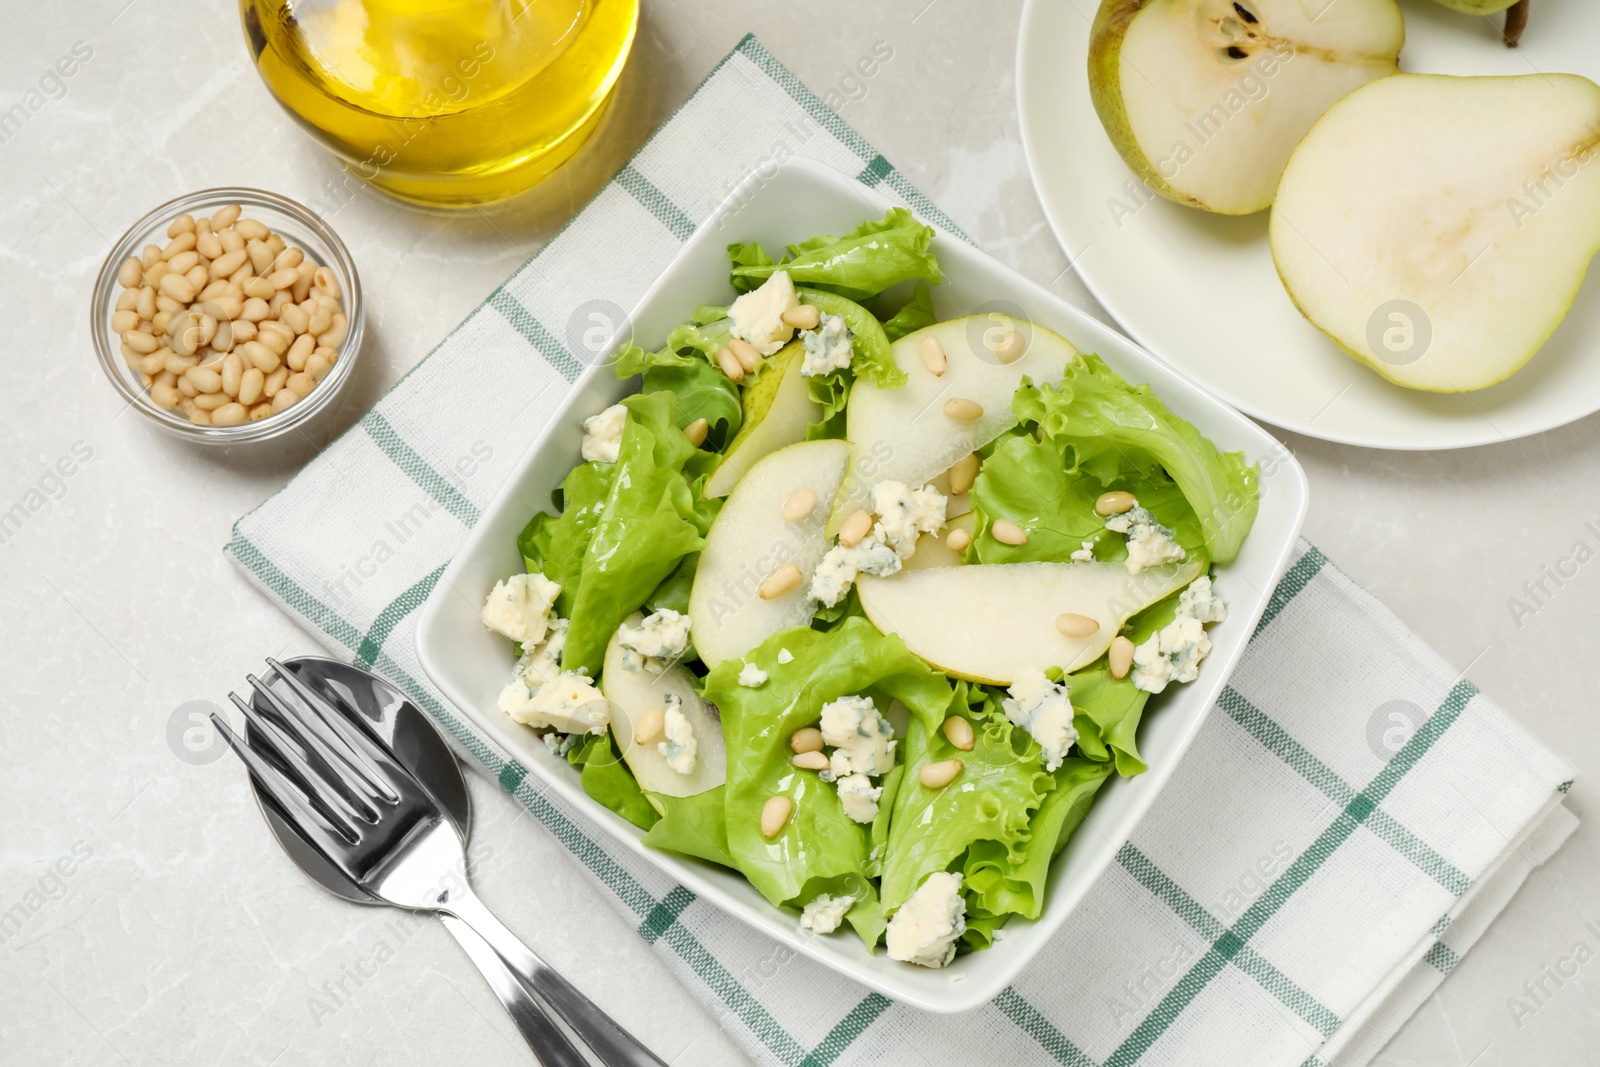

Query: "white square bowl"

xmin=415 ymin=156 xmax=1309 ymax=1013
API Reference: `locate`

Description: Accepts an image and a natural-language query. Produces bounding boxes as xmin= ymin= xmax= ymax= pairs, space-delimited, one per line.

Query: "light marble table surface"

xmin=3 ymin=2 xmax=1598 ymax=1065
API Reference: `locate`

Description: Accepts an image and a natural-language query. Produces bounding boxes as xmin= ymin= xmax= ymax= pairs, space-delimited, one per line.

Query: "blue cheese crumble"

xmin=1070 ymin=540 xmax=1096 ymax=564
xmin=820 ymin=695 xmax=897 ymax=778
xmin=727 ymin=270 xmax=799 ymax=356
xmin=800 ymin=313 xmax=854 ymax=378
xmin=580 ymin=402 xmax=628 ymax=463
xmin=501 ymin=671 xmax=609 ymax=735
xmin=1131 ymin=576 xmax=1228 ymax=694
xmin=808 ymin=481 xmax=946 ymax=606
xmin=481 ymin=572 xmax=562 ymax=646
xmin=886 ymin=872 xmax=966 ymax=969
xmin=800 ymin=894 xmax=855 ymax=934
xmin=835 ymin=773 xmax=883 ymax=824
xmin=1002 ymin=669 xmax=1078 ymax=772
xmin=514 ymin=617 xmax=568 ymax=689
xmin=1105 ymin=504 xmax=1185 ymax=574
xmin=808 ymin=537 xmax=901 ymax=607
xmin=658 ymin=693 xmax=697 ymax=775
xmin=616 ymin=609 xmax=691 ymax=672
xmin=737 ymin=662 xmax=768 ymax=687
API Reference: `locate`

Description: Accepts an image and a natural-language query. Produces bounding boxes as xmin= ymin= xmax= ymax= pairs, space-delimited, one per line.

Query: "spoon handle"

xmin=439 ymin=914 xmax=590 ymax=1067
xmin=443 ymin=886 xmax=668 ymax=1067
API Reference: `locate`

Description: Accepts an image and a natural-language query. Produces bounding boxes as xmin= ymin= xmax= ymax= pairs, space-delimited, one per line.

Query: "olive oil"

xmin=241 ymin=0 xmax=637 ymax=205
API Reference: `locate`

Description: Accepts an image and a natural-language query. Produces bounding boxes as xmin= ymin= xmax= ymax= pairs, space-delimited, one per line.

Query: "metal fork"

xmin=214 ymin=658 xmax=665 ymax=1067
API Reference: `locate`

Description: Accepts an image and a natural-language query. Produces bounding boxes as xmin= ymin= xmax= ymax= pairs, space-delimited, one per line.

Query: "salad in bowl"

xmin=475 ymin=209 xmax=1259 ymax=972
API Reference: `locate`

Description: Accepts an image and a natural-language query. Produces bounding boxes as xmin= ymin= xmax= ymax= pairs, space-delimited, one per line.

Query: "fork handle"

xmin=439 ymin=914 xmax=591 ymax=1067
xmin=442 ymin=887 xmax=668 ymax=1067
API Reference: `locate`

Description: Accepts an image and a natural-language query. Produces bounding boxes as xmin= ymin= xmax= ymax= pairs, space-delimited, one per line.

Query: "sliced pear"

xmin=704 ymin=341 xmax=819 ymax=499
xmin=857 ymin=559 xmax=1204 ymax=684
xmin=689 ymin=439 xmax=850 ymax=667
xmin=1087 ymin=0 xmax=1403 ymax=215
xmin=901 ymin=514 xmax=975 ymax=571
xmin=1271 ymin=73 xmax=1600 ymax=392
xmin=831 ymin=316 xmax=1076 ymax=533
xmin=601 ymin=618 xmax=726 ymax=799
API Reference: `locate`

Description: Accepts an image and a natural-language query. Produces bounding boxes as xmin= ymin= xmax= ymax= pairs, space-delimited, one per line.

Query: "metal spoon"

xmin=243 ymin=656 xmax=587 ymax=1066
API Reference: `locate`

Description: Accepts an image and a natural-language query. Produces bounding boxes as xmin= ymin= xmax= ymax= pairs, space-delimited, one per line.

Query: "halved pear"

xmin=1271 ymin=73 xmax=1600 ymax=392
xmin=689 ymin=439 xmax=850 ymax=667
xmin=831 ymin=316 xmax=1076 ymax=533
xmin=704 ymin=341 xmax=819 ymax=499
xmin=901 ymin=513 xmax=975 ymax=572
xmin=1087 ymin=0 xmax=1404 ymax=215
xmin=602 ymin=618 xmax=726 ymax=799
xmin=857 ymin=559 xmax=1204 ymax=684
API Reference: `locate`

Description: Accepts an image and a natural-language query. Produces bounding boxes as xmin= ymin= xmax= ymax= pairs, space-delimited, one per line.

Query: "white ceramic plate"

xmin=1017 ymin=0 xmax=1600 ymax=450
xmin=415 ymin=157 xmax=1309 ymax=1012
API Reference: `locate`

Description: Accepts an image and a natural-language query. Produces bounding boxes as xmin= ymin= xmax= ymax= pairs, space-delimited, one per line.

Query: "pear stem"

xmin=1502 ymin=0 xmax=1529 ymax=47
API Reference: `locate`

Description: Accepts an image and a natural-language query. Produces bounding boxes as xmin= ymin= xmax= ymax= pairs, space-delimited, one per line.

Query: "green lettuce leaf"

xmin=1013 ymin=354 xmax=1259 ymax=563
xmin=639 ymin=358 xmax=741 ymax=446
xmin=564 ymin=734 xmax=661 ymax=831
xmin=880 ymin=282 xmax=936 ymax=342
xmin=641 ymin=787 xmax=733 ymax=868
xmin=967 ymin=431 xmax=1205 ymax=568
xmin=794 ymin=287 xmax=904 ymax=390
xmin=519 ymin=392 xmax=706 ymax=675
xmin=1067 ymin=666 xmax=1151 ymax=777
xmin=729 ymin=208 xmax=943 ymax=301
xmin=702 ymin=618 xmax=951 ymax=946
xmin=879 ymin=683 xmax=1056 ymax=912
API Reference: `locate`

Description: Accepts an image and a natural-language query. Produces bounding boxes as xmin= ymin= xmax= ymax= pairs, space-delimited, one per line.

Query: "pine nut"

xmin=177 ymin=375 xmax=197 ymax=398
xmin=238 ymin=367 xmax=264 ymax=406
xmin=140 ymin=243 xmax=163 ymax=268
xmin=286 ymin=332 xmax=315 ymax=370
xmin=284 ymin=372 xmax=316 ymax=399
xmin=782 ymin=488 xmax=817 ymax=522
xmin=210 ymin=249 xmax=248 ymax=278
xmin=234 ymin=218 xmax=269 ymax=240
xmin=919 ymin=759 xmax=964 ymax=789
xmin=947 ymin=453 xmax=979 ymax=496
xmin=139 ymin=351 xmax=167 ymax=375
xmin=219 ymin=228 xmax=246 ymax=255
xmin=306 ymin=353 xmax=333 ymax=383
xmin=946 ymin=528 xmax=971 ymax=553
xmin=196 ymin=230 xmax=222 ymax=259
xmin=249 ymin=402 xmax=274 ymax=421
xmin=231 ymin=319 xmax=257 ymax=343
xmin=781 ymin=304 xmax=820 ymax=329
xmin=259 ymin=319 xmax=294 ymax=354
xmin=211 ymin=295 xmax=243 ymax=321
xmin=246 ymin=238 xmax=273 ymax=273
xmin=942 ymin=717 xmax=974 ymax=751
xmin=194 ymin=391 xmax=230 ymax=411
xmin=291 ymin=265 xmax=314 ymax=303
xmin=989 ymin=329 xmax=1025 ymax=364
xmin=187 ymin=366 xmax=223 ymax=394
xmin=221 ymin=353 xmax=243 ymax=396
xmin=211 ymin=319 xmax=235 ymax=354
xmin=716 ymin=346 xmax=744 ymax=381
xmin=151 ymin=380 xmax=180 ymax=409
xmin=210 ymin=204 xmax=241 ymax=229
xmin=167 ymin=250 xmax=200 ymax=275
xmin=838 ymin=509 xmax=873 ymax=547
xmin=992 ymin=519 xmax=1028 ymax=545
xmin=684 ymin=417 xmax=709 ymax=447
xmin=759 ymin=563 xmax=803 ymax=599
xmin=123 ymin=330 xmax=158 ymax=354
xmin=198 ymin=279 xmax=229 ymax=302
xmin=241 ymin=340 xmax=280 ymax=373
xmin=315 ymin=345 xmax=339 ymax=366
xmin=115 ymin=289 xmax=139 ymax=312
xmin=727 ymin=338 xmax=760 ymax=372
xmin=210 ymin=402 xmax=248 ymax=427
xmin=312 ymin=267 xmax=341 ymax=299
xmin=263 ymin=366 xmax=288 ymax=397
xmin=273 ymin=246 xmax=305 ymax=272
xmin=790 ymin=727 xmax=824 ymax=754
xmin=1109 ymin=636 xmax=1136 ymax=680
xmin=241 ymin=297 xmax=270 ymax=322
xmin=280 ymin=302 xmax=310 ymax=334
xmin=271 ymin=388 xmax=299 ymax=414
xmin=760 ymin=795 xmax=793 ymax=839
xmin=117 ymin=257 xmax=143 ymax=288
xmin=1095 ymin=491 xmax=1136 ymax=516
xmin=243 ymin=276 xmax=276 ymax=300
xmin=167 ymin=213 xmax=196 ymax=238
xmin=792 ymin=751 xmax=830 ymax=771
xmin=156 ymin=294 xmax=182 ymax=315
xmin=162 ymin=232 xmax=196 ymax=257
xmin=307 ymin=303 xmax=334 ymax=335
xmin=111 ymin=310 xmax=139 ymax=334
xmin=1055 ymin=613 xmax=1100 ymax=638
xmin=189 ymin=408 xmax=212 ymax=426
xmin=919 ymin=335 xmax=947 ymax=376
xmin=633 ymin=705 xmax=665 ymax=745
xmin=136 ymin=286 xmax=156 ymax=320
xmin=269 ymin=290 xmax=292 ymax=317
xmin=267 ymin=267 xmax=299 ymax=291
xmin=318 ymin=313 xmax=349 ymax=349
xmin=159 ymin=273 xmax=197 ymax=304
xmin=944 ymin=397 xmax=983 ymax=421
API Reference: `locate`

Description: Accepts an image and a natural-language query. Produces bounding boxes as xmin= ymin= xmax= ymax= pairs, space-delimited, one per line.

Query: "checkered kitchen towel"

xmin=226 ymin=35 xmax=1577 ymax=1067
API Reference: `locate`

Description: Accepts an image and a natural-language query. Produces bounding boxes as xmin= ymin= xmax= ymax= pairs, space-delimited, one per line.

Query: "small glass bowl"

xmin=91 ymin=187 xmax=363 ymax=444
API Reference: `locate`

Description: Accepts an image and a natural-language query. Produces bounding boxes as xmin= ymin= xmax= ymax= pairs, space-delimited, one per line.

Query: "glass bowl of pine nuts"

xmin=91 ymin=187 xmax=363 ymax=443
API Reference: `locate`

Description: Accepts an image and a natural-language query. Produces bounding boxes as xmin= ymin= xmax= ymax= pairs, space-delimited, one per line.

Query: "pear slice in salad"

xmin=689 ymin=439 xmax=852 ymax=668
xmin=602 ymin=616 xmax=726 ymax=800
xmin=901 ymin=513 xmax=975 ymax=571
xmin=831 ymin=316 xmax=1076 ymax=534
xmin=857 ymin=558 xmax=1205 ymax=684
xmin=703 ymin=340 xmax=819 ymax=499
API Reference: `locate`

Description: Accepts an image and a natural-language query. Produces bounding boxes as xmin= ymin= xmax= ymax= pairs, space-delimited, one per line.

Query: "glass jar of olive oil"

xmin=241 ymin=0 xmax=637 ymax=206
